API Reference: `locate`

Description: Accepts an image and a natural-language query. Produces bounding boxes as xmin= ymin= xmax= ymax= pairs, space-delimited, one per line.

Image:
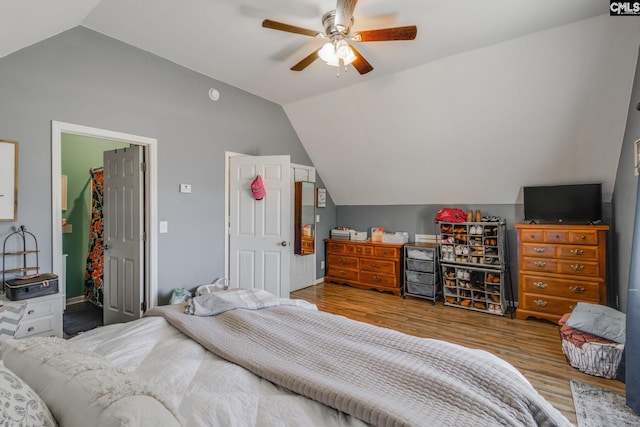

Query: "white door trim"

xmin=224 ymin=151 xmax=243 ymax=283
xmin=51 ymin=121 xmax=159 ymax=309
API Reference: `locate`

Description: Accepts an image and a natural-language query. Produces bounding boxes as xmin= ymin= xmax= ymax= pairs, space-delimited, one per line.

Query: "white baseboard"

xmin=66 ymin=295 xmax=89 ymax=305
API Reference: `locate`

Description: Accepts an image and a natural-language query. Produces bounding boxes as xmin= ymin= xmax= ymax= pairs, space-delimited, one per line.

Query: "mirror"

xmin=294 ymin=181 xmax=315 ymax=255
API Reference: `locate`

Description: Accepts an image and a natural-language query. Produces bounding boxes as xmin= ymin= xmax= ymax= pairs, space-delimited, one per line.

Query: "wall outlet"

xmin=320 ymin=261 xmax=325 ymax=269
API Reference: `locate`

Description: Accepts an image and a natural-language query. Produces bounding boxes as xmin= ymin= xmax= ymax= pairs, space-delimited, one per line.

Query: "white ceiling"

xmin=1 ymin=0 xmax=607 ymax=105
xmin=2 ymin=1 xmax=638 ymax=207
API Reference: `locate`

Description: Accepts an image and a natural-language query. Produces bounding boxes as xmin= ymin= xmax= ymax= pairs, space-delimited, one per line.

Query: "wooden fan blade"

xmin=335 ymin=0 xmax=358 ymax=31
xmin=291 ymin=48 xmax=321 ymax=71
xmin=351 ymin=25 xmax=417 ymax=42
xmin=349 ymin=45 xmax=373 ymax=75
xmin=262 ymin=19 xmax=321 ymax=37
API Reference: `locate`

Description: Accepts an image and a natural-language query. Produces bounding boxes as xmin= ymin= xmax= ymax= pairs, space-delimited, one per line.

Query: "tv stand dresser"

xmin=514 ymin=223 xmax=608 ymax=322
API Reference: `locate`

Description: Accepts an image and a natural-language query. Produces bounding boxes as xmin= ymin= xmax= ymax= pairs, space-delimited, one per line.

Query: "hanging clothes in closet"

xmin=85 ymin=167 xmax=104 ymax=306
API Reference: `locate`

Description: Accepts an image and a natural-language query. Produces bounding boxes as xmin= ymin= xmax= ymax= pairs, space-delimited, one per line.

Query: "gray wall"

xmin=613 ymin=46 xmax=640 ymax=409
xmin=337 ymin=203 xmax=614 ymax=306
xmin=613 ymin=46 xmax=640 ymax=313
xmin=0 ymin=27 xmax=335 ymax=304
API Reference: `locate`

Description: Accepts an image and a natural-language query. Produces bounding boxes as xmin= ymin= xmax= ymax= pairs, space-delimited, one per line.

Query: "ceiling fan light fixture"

xmin=318 ymin=40 xmax=356 ymax=67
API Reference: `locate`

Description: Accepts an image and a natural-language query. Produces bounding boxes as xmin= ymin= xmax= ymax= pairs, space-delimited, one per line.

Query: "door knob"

xmin=280 ymin=241 xmax=288 ymax=247
xmin=104 ymin=244 xmax=110 ymax=251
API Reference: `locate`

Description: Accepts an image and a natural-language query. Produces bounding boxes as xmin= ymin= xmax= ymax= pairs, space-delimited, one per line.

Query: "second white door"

xmin=229 ymin=155 xmax=291 ymax=297
xmin=103 ymin=146 xmax=144 ymax=325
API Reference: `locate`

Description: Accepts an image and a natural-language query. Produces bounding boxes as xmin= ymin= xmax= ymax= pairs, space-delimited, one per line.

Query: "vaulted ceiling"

xmin=2 ymin=1 xmax=639 ymax=205
xmin=0 ymin=0 xmax=609 ymax=105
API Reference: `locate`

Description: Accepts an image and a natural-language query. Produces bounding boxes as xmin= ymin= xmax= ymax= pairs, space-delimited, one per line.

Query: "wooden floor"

xmin=291 ymin=282 xmax=626 ymax=426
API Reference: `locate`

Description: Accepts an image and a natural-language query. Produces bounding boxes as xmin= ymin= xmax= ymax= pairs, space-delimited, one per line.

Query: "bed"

xmin=1 ymin=289 xmax=571 ymax=427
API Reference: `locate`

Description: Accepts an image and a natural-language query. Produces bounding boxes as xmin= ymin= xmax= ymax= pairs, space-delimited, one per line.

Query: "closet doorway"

xmin=51 ymin=121 xmax=159 ymax=329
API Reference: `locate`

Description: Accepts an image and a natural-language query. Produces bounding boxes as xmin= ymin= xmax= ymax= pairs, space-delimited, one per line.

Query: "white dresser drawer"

xmin=0 ymin=293 xmax=63 ymax=339
xmin=15 ymin=315 xmax=56 ymax=338
xmin=23 ymin=298 xmax=56 ymax=318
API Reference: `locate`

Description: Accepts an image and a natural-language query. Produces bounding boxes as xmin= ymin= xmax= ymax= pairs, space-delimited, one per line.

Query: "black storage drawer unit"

xmin=404 ymin=243 xmax=439 ymax=302
xmin=406 ymin=259 xmax=434 ymax=273
xmin=406 ymin=282 xmax=435 ymax=298
xmin=406 ymin=270 xmax=435 ymax=285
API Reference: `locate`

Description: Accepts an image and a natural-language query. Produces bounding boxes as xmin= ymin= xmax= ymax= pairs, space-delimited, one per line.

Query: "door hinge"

xmin=140 ymin=162 xmax=146 ymax=172
xmin=141 ymin=301 xmax=147 ymax=312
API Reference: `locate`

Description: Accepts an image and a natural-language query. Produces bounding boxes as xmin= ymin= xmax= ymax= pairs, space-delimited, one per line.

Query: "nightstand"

xmin=0 ymin=293 xmax=63 ymax=340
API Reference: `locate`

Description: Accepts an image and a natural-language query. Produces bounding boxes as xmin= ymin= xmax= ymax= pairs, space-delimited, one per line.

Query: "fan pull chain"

xmin=337 ymin=57 xmax=347 ymax=78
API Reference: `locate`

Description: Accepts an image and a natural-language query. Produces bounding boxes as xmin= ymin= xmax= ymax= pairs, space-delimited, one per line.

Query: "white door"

xmin=103 ymin=146 xmax=144 ymax=325
xmin=229 ymin=155 xmax=291 ymax=297
xmin=290 ymin=164 xmax=316 ymax=292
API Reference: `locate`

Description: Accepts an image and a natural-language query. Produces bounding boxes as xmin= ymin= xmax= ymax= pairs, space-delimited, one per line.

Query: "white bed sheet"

xmin=70 ymin=316 xmax=368 ymax=427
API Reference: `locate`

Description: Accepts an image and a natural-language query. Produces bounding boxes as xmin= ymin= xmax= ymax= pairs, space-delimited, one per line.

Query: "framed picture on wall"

xmin=316 ymin=188 xmax=326 ymax=208
xmin=0 ymin=140 xmax=18 ymax=221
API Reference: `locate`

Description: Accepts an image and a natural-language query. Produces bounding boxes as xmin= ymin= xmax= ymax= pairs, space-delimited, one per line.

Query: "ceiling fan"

xmin=262 ymin=0 xmax=417 ymax=75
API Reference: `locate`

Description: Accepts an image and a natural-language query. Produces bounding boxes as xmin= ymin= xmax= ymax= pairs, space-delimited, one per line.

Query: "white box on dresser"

xmin=0 ymin=293 xmax=63 ymax=339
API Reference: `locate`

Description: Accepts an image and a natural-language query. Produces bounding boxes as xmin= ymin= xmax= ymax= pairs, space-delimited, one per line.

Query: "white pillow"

xmin=1 ymin=337 xmax=181 ymax=427
xmin=0 ymin=361 xmax=58 ymax=426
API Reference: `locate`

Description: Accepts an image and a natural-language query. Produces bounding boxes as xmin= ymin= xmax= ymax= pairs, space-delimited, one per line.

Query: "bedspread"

xmin=70 ymin=316 xmax=366 ymax=427
xmin=146 ymin=303 xmax=571 ymax=427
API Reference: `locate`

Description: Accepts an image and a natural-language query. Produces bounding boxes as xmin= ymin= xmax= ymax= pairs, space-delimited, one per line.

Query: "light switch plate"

xmin=180 ymin=184 xmax=192 ymax=193
xmin=159 ymin=221 xmax=168 ymax=233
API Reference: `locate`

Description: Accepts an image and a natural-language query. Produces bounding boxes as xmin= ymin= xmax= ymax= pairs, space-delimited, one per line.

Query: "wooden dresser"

xmin=324 ymin=239 xmax=404 ymax=296
xmin=514 ymin=224 xmax=609 ymax=322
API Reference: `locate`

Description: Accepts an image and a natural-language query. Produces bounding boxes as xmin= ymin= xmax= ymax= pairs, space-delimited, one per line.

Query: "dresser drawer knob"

xmin=339 ymin=270 xmax=347 ymax=275
xmin=534 ymin=261 xmax=546 ymax=268
xmin=570 ymin=249 xmax=584 ymax=256
xmin=534 ymin=247 xmax=546 ymax=253
xmin=533 ymin=281 xmax=548 ymax=289
xmin=373 ymin=275 xmax=381 ymax=282
xmin=533 ymin=299 xmax=548 ymax=307
xmin=370 ymin=263 xmax=381 ymax=268
xmin=569 ymin=286 xmax=586 ymax=294
xmin=578 ymin=235 xmax=586 ymax=240
xmin=571 ymin=264 xmax=585 ymax=271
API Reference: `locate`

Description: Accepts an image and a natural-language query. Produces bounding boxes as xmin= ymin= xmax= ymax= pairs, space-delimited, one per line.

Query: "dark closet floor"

xmin=63 ymin=301 xmax=103 ymax=338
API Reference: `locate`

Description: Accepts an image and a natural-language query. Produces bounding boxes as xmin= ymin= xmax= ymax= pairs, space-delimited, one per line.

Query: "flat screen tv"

xmin=523 ymin=183 xmax=602 ymax=224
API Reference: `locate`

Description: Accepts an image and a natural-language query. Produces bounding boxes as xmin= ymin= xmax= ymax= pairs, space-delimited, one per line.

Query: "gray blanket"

xmin=146 ymin=304 xmax=571 ymax=427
